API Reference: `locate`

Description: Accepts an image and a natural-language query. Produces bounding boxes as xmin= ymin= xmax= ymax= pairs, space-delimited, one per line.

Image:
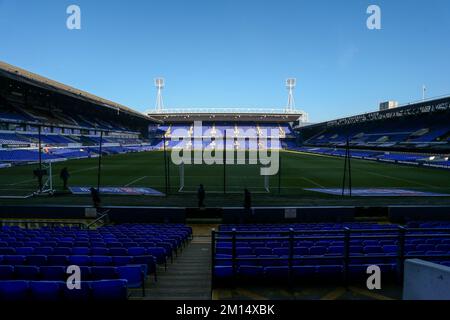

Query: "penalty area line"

xmin=125 ymin=176 xmax=148 ymax=187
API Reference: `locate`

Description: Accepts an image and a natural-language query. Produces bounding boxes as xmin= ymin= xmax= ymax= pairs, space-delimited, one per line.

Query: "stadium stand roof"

xmin=149 ymin=111 xmax=304 ymax=123
xmin=0 ymin=61 xmax=160 ymax=123
xmin=300 ymin=95 xmax=450 ymax=130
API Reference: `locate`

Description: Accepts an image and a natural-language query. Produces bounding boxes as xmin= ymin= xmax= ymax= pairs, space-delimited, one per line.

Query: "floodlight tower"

xmin=286 ymin=78 xmax=296 ymax=113
xmin=155 ymin=78 xmax=165 ymax=113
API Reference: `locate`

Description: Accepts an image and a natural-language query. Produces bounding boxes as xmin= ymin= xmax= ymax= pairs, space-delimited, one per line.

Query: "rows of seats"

xmin=0 ymin=265 xmax=145 ymax=290
xmin=293 ymin=146 xmax=450 ymax=168
xmin=0 ymin=280 xmax=128 ymax=301
xmin=213 ymin=223 xmax=450 ymax=285
xmin=0 ymin=224 xmax=192 ymax=300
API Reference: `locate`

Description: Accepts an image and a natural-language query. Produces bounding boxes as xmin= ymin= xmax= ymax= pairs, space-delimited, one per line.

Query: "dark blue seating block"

xmin=145 ymin=248 xmax=166 ymax=264
xmin=214 ymin=266 xmax=233 ymax=279
xmin=0 ymin=248 xmax=16 ymax=255
xmin=30 ymin=281 xmax=63 ymax=301
xmin=91 ymin=267 xmax=118 ymax=280
xmin=15 ymin=266 xmax=40 ymax=280
xmin=112 ymin=256 xmax=133 ymax=266
xmin=27 ymin=255 xmax=47 ymax=266
xmin=109 ymin=248 xmax=128 ymax=256
xmin=4 ymin=255 xmax=26 ymax=265
xmin=117 ymin=265 xmax=146 ymax=289
xmin=132 ymin=256 xmax=157 ymax=274
xmin=255 ymin=247 xmax=272 ymax=256
xmin=34 ymin=247 xmax=54 ymax=255
xmin=91 ymin=247 xmax=109 ymax=256
xmin=54 ymin=247 xmax=72 ymax=255
xmin=92 ymin=255 xmax=113 ymax=266
xmin=128 ymin=247 xmax=146 ymax=256
xmin=72 ymin=247 xmax=90 ymax=255
xmin=63 ymin=281 xmax=91 ymax=301
xmin=16 ymin=247 xmax=34 ymax=255
xmin=47 ymin=255 xmax=68 ymax=266
xmin=41 ymin=266 xmax=66 ymax=281
xmin=0 ymin=265 xmax=14 ymax=280
xmin=69 ymin=255 xmax=91 ymax=266
xmin=91 ymin=280 xmax=128 ymax=301
xmin=237 ymin=255 xmax=258 ymax=267
xmin=0 ymin=280 xmax=29 ymax=301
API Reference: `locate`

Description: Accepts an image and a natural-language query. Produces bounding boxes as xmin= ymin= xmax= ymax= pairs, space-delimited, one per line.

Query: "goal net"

xmin=177 ymin=162 xmax=270 ymax=194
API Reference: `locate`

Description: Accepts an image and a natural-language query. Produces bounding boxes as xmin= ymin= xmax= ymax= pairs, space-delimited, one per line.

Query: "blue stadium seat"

xmin=214 ymin=266 xmax=233 ymax=279
xmin=364 ymin=246 xmax=383 ymax=254
xmin=54 ymin=247 xmax=72 ymax=255
xmin=91 ymin=247 xmax=109 ymax=256
xmin=236 ymin=247 xmax=253 ymax=256
xmin=27 ymin=255 xmax=47 ymax=266
xmin=34 ymin=247 xmax=54 ymax=255
xmin=63 ymin=282 xmax=91 ymax=301
xmin=109 ymin=248 xmax=127 ymax=256
xmin=72 ymin=247 xmax=90 ymax=255
xmin=254 ymin=247 xmax=272 ymax=256
xmin=4 ymin=255 xmax=26 ymax=265
xmin=47 ymin=255 xmax=68 ymax=266
xmin=41 ymin=266 xmax=66 ymax=281
xmin=91 ymin=280 xmax=128 ymax=301
xmin=273 ymin=248 xmax=289 ymax=256
xmin=15 ymin=266 xmax=40 ymax=280
xmin=69 ymin=255 xmax=91 ymax=266
xmin=92 ymin=256 xmax=112 ymax=266
xmin=91 ymin=267 xmax=118 ymax=280
xmin=112 ymin=256 xmax=133 ymax=266
xmin=0 ymin=265 xmax=14 ymax=280
xmin=310 ymin=246 xmax=327 ymax=255
xmin=0 ymin=249 xmax=13 ymax=256
xmin=132 ymin=256 xmax=157 ymax=276
xmin=30 ymin=281 xmax=63 ymax=301
xmin=294 ymin=247 xmax=309 ymax=255
xmin=145 ymin=247 xmax=167 ymax=264
xmin=15 ymin=247 xmax=34 ymax=255
xmin=117 ymin=265 xmax=147 ymax=296
xmin=0 ymin=280 xmax=29 ymax=301
xmin=128 ymin=247 xmax=146 ymax=256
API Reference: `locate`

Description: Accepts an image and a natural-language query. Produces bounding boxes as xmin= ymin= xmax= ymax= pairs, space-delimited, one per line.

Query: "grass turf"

xmin=0 ymin=150 xmax=450 ymax=207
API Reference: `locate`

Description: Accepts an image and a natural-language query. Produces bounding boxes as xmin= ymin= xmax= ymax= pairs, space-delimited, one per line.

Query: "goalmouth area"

xmin=1 ymin=149 xmax=450 ymax=208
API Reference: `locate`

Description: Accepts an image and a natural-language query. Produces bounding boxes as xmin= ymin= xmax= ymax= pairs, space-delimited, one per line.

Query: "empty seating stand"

xmin=0 ymin=224 xmax=192 ymax=300
xmin=212 ymin=223 xmax=450 ymax=287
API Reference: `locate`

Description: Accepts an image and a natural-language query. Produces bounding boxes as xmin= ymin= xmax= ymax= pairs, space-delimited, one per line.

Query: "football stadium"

xmin=1 ymin=0 xmax=450 ymax=312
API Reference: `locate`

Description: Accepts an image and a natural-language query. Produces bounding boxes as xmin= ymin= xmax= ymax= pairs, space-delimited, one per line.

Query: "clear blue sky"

xmin=1 ymin=0 xmax=449 ymax=122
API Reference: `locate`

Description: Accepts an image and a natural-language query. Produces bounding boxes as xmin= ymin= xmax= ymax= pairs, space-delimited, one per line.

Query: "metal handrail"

xmin=211 ymin=226 xmax=450 ymax=288
xmin=86 ymin=209 xmax=111 ymax=229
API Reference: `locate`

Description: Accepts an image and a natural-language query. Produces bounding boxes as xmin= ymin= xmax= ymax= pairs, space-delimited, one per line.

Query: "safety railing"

xmin=211 ymin=226 xmax=450 ymax=288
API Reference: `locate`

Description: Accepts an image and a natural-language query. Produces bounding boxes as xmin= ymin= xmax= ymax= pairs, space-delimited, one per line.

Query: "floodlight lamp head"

xmin=155 ymin=78 xmax=165 ymax=89
xmin=286 ymin=78 xmax=296 ymax=89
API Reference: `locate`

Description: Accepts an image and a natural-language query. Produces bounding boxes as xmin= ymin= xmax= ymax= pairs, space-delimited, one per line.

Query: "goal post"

xmin=177 ymin=162 xmax=270 ymax=194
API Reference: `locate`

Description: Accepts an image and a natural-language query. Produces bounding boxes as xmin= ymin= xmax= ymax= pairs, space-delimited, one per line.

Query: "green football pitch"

xmin=1 ymin=150 xmax=450 ymax=207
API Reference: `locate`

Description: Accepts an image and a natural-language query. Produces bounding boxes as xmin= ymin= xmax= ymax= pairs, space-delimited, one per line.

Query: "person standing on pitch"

xmin=90 ymin=187 xmax=101 ymax=209
xmin=244 ymin=188 xmax=252 ymax=211
xmin=60 ymin=167 xmax=70 ymax=190
xmin=197 ymin=184 xmax=205 ymax=208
